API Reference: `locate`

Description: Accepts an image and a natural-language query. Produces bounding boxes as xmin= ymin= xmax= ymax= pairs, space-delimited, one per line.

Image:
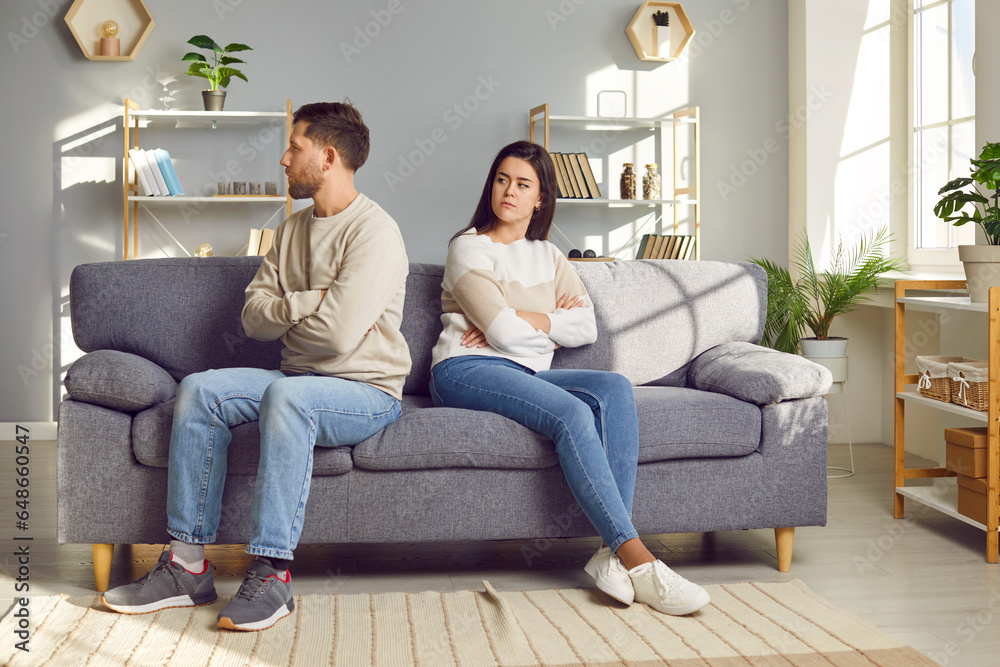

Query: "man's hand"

xmin=461 ymin=324 xmax=489 ymax=348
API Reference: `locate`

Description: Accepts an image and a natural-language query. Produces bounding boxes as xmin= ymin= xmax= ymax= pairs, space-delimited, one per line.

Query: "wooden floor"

xmin=3 ymin=440 xmax=999 ymax=665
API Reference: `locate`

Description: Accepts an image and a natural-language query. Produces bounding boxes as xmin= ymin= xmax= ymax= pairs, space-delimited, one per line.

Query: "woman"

xmin=429 ymin=141 xmax=710 ymax=615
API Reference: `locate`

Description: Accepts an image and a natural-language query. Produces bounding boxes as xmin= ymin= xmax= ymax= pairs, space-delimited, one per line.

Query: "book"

xmin=663 ymin=236 xmax=681 ymax=259
xmin=636 ymin=234 xmax=654 ymax=259
xmin=683 ymin=237 xmax=696 ymax=259
xmin=575 ymin=153 xmax=601 ymax=198
xmin=141 ymin=149 xmax=170 ymax=196
xmin=567 ymin=154 xmax=592 ymax=198
xmin=127 ymin=148 xmax=155 ymax=196
xmin=152 ymin=149 xmax=184 ymax=196
xmin=549 ymin=153 xmax=569 ymax=198
xmin=257 ymin=228 xmax=275 ymax=256
xmin=246 ymin=228 xmax=263 ymax=256
xmin=130 ymin=149 xmax=161 ymax=195
xmin=674 ymin=236 xmax=691 ymax=260
xmin=650 ymin=234 xmax=667 ymax=259
xmin=557 ymin=153 xmax=583 ymax=198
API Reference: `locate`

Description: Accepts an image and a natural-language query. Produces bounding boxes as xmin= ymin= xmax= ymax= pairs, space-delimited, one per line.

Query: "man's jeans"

xmin=166 ymin=368 xmax=401 ymax=560
xmin=429 ymin=356 xmax=640 ymax=552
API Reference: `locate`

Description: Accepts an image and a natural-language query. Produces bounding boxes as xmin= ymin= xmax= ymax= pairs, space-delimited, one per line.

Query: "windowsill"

xmin=866 ymin=268 xmax=967 ymax=309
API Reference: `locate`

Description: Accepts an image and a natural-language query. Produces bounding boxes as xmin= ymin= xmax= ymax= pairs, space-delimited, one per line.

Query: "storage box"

xmin=957 ymin=475 xmax=989 ymax=525
xmin=947 ymin=359 xmax=989 ymax=412
xmin=915 ymin=355 xmax=965 ymax=402
xmin=945 ymin=427 xmax=988 ymax=478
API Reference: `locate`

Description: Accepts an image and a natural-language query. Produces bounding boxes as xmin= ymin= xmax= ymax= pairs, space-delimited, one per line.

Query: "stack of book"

xmin=246 ymin=228 xmax=275 ymax=256
xmin=635 ymin=234 xmax=696 ymax=260
xmin=128 ymin=148 xmax=184 ymax=196
xmin=549 ymin=152 xmax=601 ymax=199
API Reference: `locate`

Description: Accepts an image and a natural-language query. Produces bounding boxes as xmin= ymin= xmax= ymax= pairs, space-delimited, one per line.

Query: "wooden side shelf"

xmin=528 ymin=103 xmax=700 ymax=259
xmin=893 ymin=280 xmax=1000 ymax=563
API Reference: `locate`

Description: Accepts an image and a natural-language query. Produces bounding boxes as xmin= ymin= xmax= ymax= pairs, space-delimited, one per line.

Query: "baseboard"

xmin=1 ymin=421 xmax=57 ymax=441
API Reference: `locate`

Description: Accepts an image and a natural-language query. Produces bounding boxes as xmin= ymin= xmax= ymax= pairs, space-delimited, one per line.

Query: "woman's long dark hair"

xmin=450 ymin=141 xmax=557 ymax=243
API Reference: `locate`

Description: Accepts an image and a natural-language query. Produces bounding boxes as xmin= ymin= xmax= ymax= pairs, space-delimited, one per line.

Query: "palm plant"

xmin=749 ymin=227 xmax=905 ymax=354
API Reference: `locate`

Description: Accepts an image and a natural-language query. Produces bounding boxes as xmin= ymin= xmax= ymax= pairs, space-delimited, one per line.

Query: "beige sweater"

xmin=430 ymin=230 xmax=597 ymax=372
xmin=242 ymin=194 xmax=411 ymax=399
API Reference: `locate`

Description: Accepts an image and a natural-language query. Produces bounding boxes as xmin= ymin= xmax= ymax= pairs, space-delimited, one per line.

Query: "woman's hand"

xmin=556 ymin=293 xmax=585 ymax=310
xmin=461 ymin=324 xmax=489 ymax=348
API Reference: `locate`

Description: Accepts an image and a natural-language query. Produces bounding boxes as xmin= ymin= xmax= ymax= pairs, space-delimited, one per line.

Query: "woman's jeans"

xmin=430 ymin=356 xmax=640 ymax=552
xmin=166 ymin=368 xmax=401 ymax=560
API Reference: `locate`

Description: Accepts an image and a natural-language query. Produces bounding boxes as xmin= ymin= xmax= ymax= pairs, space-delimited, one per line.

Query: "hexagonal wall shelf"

xmin=626 ymin=1 xmax=694 ymax=62
xmin=65 ymin=0 xmax=154 ymax=61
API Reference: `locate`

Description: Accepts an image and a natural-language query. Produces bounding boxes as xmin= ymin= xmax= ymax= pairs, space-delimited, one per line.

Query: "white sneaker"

xmin=628 ymin=560 xmax=710 ymax=616
xmin=584 ymin=546 xmax=634 ymax=605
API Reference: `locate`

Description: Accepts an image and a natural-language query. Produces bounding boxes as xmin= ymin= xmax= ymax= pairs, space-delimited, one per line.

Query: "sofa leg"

xmin=774 ymin=527 xmax=794 ymax=572
xmin=92 ymin=544 xmax=114 ymax=592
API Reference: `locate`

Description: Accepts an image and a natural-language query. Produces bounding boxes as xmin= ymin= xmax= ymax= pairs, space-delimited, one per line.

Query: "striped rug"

xmin=1 ymin=579 xmax=936 ymax=666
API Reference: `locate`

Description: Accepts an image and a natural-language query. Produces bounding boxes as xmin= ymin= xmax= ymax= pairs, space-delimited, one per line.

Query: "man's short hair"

xmin=292 ymin=101 xmax=370 ymax=172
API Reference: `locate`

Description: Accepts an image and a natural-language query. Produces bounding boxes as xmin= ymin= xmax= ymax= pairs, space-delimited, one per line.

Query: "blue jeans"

xmin=166 ymin=368 xmax=401 ymax=560
xmin=429 ymin=356 xmax=640 ymax=552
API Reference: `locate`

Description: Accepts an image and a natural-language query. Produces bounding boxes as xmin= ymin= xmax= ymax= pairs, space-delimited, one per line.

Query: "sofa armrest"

xmin=687 ymin=341 xmax=832 ymax=405
xmin=64 ymin=350 xmax=178 ymax=412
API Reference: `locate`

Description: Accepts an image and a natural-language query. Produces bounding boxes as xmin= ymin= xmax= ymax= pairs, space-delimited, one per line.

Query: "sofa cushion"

xmin=352 ymin=395 xmax=559 ymax=471
xmin=634 ymin=386 xmax=761 ymax=462
xmin=131 ymin=399 xmax=353 ymax=476
xmin=64 ymin=350 xmax=178 ymax=412
xmin=553 ymin=260 xmax=766 ymax=386
xmin=400 ymin=264 xmax=445 ymax=397
xmin=687 ymin=341 xmax=833 ymax=405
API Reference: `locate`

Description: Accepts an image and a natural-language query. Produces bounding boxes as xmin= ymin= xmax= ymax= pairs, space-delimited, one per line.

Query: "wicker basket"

xmin=915 ymin=355 xmax=965 ymax=402
xmin=948 ymin=359 xmax=989 ymax=412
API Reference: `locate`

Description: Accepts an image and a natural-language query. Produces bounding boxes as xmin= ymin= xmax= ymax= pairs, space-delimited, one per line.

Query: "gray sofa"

xmin=58 ymin=257 xmax=831 ymax=592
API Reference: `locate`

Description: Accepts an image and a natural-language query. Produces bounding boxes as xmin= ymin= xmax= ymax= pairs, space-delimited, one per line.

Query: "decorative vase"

xmin=202 ymin=90 xmax=227 ymax=112
xmin=656 ymin=25 xmax=672 ymax=59
xmin=799 ymin=337 xmax=849 ymax=357
xmin=958 ymin=244 xmax=1000 ymax=303
xmin=642 ymin=164 xmax=661 ymax=199
xmin=620 ymin=163 xmax=636 ymax=200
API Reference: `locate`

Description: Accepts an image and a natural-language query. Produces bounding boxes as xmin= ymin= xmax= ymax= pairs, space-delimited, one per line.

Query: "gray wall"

xmin=0 ymin=0 xmax=789 ymax=422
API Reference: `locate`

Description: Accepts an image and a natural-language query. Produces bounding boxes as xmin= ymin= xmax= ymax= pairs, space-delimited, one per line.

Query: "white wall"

xmin=0 ymin=0 xmax=790 ymax=423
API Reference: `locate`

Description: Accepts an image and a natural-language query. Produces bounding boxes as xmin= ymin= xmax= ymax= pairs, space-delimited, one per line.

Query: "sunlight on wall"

xmin=55 ymin=104 xmax=121 ymax=190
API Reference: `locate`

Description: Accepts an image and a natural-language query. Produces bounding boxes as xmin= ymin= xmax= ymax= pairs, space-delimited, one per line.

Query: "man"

xmin=101 ymin=101 xmax=411 ymax=632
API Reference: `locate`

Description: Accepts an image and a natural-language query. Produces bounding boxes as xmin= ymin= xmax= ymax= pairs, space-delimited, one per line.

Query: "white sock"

xmin=169 ymin=541 xmax=205 ymax=572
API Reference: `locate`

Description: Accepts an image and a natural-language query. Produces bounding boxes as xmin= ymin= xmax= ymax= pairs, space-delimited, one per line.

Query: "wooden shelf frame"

xmin=123 ymin=98 xmax=292 ymax=260
xmin=893 ymin=280 xmax=1000 ymax=563
xmin=65 ymin=0 xmax=154 ymax=61
xmin=529 ymin=103 xmax=700 ymax=259
xmin=625 ymin=1 xmax=695 ymax=62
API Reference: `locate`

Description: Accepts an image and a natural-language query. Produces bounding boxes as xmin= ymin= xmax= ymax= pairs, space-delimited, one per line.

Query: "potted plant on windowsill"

xmin=934 ymin=140 xmax=1000 ymax=303
xmin=749 ymin=226 xmax=905 ymax=357
xmin=182 ymin=35 xmax=251 ymax=111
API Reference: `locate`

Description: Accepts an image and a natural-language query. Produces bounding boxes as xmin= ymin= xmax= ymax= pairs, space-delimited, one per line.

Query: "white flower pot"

xmin=958 ymin=244 xmax=1000 ymax=303
xmin=799 ymin=337 xmax=848 ymax=357
xmin=656 ymin=26 xmax=672 ymax=59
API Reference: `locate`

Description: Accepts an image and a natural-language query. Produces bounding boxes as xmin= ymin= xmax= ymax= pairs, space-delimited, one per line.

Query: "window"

xmin=911 ymin=0 xmax=975 ymax=261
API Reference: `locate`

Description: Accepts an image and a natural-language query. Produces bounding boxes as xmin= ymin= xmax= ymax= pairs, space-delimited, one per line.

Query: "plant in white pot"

xmin=182 ymin=35 xmax=251 ymax=112
xmin=934 ymin=140 xmax=1000 ymax=303
xmin=749 ymin=226 xmax=905 ymax=356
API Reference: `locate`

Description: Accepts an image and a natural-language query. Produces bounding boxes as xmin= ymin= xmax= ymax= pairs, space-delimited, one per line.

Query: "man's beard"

xmin=287 ymin=163 xmax=323 ymax=200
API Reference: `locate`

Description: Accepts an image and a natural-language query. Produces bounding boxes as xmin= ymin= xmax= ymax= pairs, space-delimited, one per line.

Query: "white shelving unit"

xmin=122 ymin=98 xmax=292 ymax=260
xmin=528 ymin=103 xmax=700 ymax=259
xmin=893 ymin=281 xmax=1000 ymax=563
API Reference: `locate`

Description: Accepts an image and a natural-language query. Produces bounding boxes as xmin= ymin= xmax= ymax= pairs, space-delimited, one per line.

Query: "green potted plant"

xmin=182 ymin=35 xmax=251 ymax=112
xmin=749 ymin=226 xmax=905 ymax=356
xmin=933 ymin=140 xmax=1000 ymax=303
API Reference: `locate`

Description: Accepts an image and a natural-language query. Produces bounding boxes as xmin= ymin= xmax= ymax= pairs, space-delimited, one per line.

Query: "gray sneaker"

xmin=217 ymin=558 xmax=295 ymax=631
xmin=101 ymin=550 xmax=217 ymax=614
